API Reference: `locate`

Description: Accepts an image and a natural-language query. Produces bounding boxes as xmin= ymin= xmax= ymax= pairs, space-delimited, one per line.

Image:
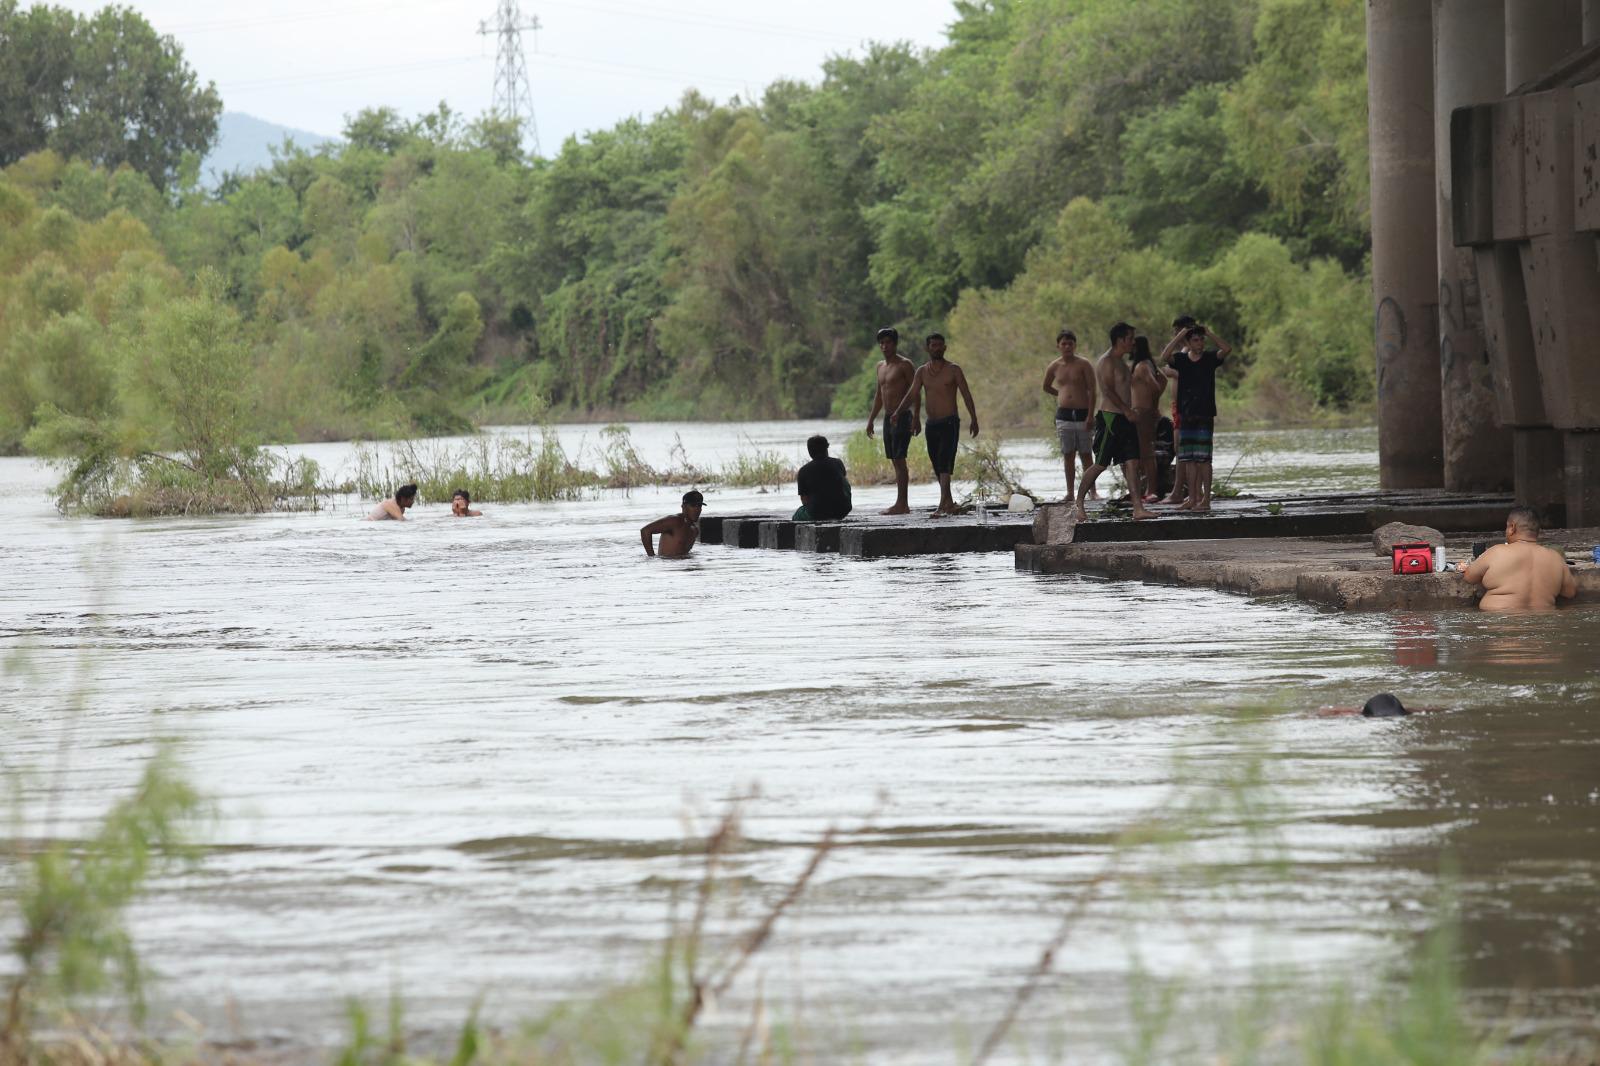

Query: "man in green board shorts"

xmin=1074 ymin=323 xmax=1154 ymax=522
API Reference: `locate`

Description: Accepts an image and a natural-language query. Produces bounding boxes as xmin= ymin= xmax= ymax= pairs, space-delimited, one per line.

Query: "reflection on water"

xmin=1 ymin=424 xmax=1597 ymax=1060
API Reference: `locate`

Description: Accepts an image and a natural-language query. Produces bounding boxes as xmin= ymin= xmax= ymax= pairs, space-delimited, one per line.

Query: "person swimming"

xmin=450 ymin=488 xmax=482 ymax=517
xmin=367 ymin=484 xmax=417 ymax=520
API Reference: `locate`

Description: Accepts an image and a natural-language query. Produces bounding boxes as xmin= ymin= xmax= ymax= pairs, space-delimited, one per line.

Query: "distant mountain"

xmin=202 ymin=112 xmax=338 ymax=184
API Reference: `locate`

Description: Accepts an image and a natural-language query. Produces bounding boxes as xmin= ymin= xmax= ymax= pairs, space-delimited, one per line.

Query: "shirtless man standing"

xmin=864 ymin=327 xmax=918 ymax=515
xmin=1074 ymin=323 xmax=1154 ymax=522
xmin=641 ymin=490 xmax=704 ymax=558
xmin=892 ymin=333 xmax=979 ymax=516
xmin=1128 ymin=335 xmax=1168 ymax=502
xmin=1462 ymin=507 xmax=1577 ymax=611
xmin=1041 ymin=329 xmax=1097 ymax=503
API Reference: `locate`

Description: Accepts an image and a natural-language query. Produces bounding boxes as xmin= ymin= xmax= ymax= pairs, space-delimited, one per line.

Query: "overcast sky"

xmin=56 ymin=0 xmax=957 ymax=151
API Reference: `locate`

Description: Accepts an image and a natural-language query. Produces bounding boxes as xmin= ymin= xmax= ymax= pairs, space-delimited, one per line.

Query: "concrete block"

xmin=1451 ymin=104 xmax=1497 ymax=246
xmin=1522 ymin=234 xmax=1600 ymax=425
xmin=720 ymin=518 xmax=763 ymax=548
xmin=841 ymin=519 xmax=1032 ymax=558
xmin=1514 ymin=426 xmax=1567 ymax=518
xmin=1372 ymin=521 xmax=1444 ymax=554
xmin=698 ymin=514 xmax=727 ymax=544
xmin=1295 ymin=571 xmax=1483 ymax=611
xmin=794 ymin=522 xmax=843 ymax=553
xmin=757 ymin=521 xmax=796 ymax=550
xmin=1032 ymin=503 xmax=1078 ymax=544
xmin=1565 ymin=430 xmax=1600 ymax=526
xmin=1523 ymin=90 xmax=1575 ymax=237
xmin=1476 ymin=243 xmax=1547 ymax=425
xmin=1492 ymin=99 xmax=1529 ymax=240
xmin=1575 ymin=81 xmax=1600 ymax=232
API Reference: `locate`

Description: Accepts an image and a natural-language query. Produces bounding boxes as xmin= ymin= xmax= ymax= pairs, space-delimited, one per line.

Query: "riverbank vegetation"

xmin=2 ymin=0 xmax=1374 ymax=473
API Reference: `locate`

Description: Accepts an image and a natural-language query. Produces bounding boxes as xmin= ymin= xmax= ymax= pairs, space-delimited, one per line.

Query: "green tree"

xmin=0 ymin=1 xmax=221 ymax=189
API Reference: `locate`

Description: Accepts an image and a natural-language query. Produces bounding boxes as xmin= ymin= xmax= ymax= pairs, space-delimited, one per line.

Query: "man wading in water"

xmin=641 ymin=490 xmax=704 ymax=558
xmin=1462 ymin=507 xmax=1577 ymax=611
xmin=367 ymin=483 xmax=417 ymax=520
xmin=865 ymin=327 xmax=918 ymax=515
xmin=892 ymin=333 xmax=979 ymax=516
xmin=1042 ymin=329 xmax=1097 ymax=503
xmin=1074 ymin=323 xmax=1154 ymax=522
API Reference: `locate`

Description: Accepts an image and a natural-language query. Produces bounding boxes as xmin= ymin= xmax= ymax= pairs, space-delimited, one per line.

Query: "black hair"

xmin=1109 ymin=322 xmax=1135 ymax=345
xmin=925 ymin=332 xmax=945 ymax=344
xmin=876 ymin=327 xmax=898 ymax=342
xmin=806 ymin=434 xmax=829 ymax=459
xmin=1361 ymin=693 xmax=1409 ymax=718
xmin=1172 ymin=314 xmax=1197 ymax=330
xmin=396 ymin=483 xmax=418 ymax=500
xmin=1185 ymin=325 xmax=1205 ymax=340
xmin=1056 ymin=329 xmax=1076 ymax=343
xmin=451 ymin=488 xmax=470 ymax=503
xmin=1130 ymin=335 xmax=1153 ymax=364
xmin=1507 ymin=505 xmax=1540 ymax=535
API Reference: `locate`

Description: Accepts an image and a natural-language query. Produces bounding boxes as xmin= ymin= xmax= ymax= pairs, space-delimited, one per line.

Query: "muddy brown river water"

xmin=2 ymin=424 xmax=1597 ymax=1062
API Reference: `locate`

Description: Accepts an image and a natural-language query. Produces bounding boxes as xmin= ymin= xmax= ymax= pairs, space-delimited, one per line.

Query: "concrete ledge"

xmin=758 ymin=521 xmax=797 ymax=550
xmin=841 ymin=518 xmax=1033 ymax=558
xmin=1017 ymin=535 xmax=1600 ymax=611
xmin=795 ymin=523 xmax=843 ymax=553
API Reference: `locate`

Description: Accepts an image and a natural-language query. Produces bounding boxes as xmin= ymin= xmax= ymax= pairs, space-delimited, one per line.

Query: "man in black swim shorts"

xmin=1074 ymin=322 xmax=1155 ymax=522
xmin=865 ymin=327 xmax=919 ymax=515
xmin=891 ymin=333 xmax=979 ymax=515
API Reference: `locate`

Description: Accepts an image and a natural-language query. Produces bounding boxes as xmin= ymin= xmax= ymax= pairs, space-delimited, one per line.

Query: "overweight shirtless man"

xmin=865 ymin=326 xmax=919 ymax=515
xmin=1041 ymin=329 xmax=1097 ymax=503
xmin=1462 ymin=507 xmax=1577 ymax=611
xmin=892 ymin=333 xmax=979 ymax=516
xmin=641 ymin=490 xmax=704 ymax=558
xmin=1074 ymin=323 xmax=1154 ymax=522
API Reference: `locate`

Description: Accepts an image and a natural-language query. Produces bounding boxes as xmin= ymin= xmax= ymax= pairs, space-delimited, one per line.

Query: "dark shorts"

xmin=1177 ymin=417 xmax=1214 ymax=463
xmin=883 ymin=410 xmax=913 ymax=461
xmin=1092 ymin=411 xmax=1139 ymax=467
xmin=925 ymin=414 xmax=960 ymax=475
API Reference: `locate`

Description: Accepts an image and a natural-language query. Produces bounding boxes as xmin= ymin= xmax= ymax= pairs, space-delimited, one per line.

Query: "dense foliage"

xmin=0 ymin=0 xmax=1373 ymax=459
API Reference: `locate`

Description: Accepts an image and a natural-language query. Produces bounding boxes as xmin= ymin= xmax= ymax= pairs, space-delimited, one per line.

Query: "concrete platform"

xmin=712 ymin=490 xmax=1522 ymax=559
xmin=1016 ymin=532 xmax=1600 ymax=611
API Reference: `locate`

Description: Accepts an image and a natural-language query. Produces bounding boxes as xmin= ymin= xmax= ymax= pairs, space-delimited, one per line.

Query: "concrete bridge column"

xmin=1434 ymin=0 xmax=1512 ymax=492
xmin=1369 ymin=0 xmax=1443 ymax=489
xmin=1504 ymin=0 xmax=1581 ymax=517
xmin=1585 ymin=0 xmax=1600 ymax=44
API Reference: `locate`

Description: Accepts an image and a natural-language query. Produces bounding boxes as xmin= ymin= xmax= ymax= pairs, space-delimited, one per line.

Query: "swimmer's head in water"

xmin=451 ymin=489 xmax=470 ymax=515
xmin=681 ymin=489 xmax=705 ymax=519
xmin=396 ymin=483 xmax=418 ymax=507
xmin=1362 ymin=693 xmax=1409 ymax=718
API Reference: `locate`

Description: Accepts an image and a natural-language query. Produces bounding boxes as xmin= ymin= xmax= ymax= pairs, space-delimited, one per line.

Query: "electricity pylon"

xmin=477 ymin=0 xmax=541 ymax=156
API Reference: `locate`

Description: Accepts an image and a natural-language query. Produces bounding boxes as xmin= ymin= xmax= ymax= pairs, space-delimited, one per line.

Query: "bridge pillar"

xmin=1505 ymin=1 xmax=1581 ymax=518
xmin=1584 ymin=0 xmax=1600 ymax=45
xmin=1434 ymin=0 xmax=1513 ymax=492
xmin=1369 ymin=0 xmax=1443 ymax=489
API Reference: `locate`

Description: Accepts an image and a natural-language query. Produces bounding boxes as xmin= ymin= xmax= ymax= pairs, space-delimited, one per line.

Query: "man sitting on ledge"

xmin=1462 ymin=506 xmax=1576 ymax=611
xmin=793 ymin=435 xmax=852 ymax=522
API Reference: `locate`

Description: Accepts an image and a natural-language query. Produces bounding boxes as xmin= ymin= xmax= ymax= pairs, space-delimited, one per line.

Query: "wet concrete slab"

xmin=713 ymin=490 xmax=1524 ymax=559
xmin=1016 ymin=531 xmax=1600 ymax=611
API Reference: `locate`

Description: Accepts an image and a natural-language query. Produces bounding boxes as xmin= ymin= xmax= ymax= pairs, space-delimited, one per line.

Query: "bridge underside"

xmin=1367 ymin=0 xmax=1600 ymax=526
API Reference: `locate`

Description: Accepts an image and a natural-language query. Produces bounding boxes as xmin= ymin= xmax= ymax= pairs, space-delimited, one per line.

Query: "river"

xmin=2 ymin=423 xmax=1597 ymax=1063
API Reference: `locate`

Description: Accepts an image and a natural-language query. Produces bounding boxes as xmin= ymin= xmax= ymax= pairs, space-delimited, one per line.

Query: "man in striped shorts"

xmin=1160 ymin=322 xmax=1231 ymax=512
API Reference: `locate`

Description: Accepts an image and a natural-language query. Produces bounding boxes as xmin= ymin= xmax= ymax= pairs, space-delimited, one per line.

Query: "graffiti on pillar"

xmin=1375 ymin=295 xmax=1405 ymax=396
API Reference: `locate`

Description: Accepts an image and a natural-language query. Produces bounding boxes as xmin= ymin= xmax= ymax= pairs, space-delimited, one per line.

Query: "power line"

xmin=220 ymin=55 xmax=486 ymax=93
xmin=478 ymin=0 xmax=542 ymax=156
xmin=533 ymin=0 xmax=861 ymax=47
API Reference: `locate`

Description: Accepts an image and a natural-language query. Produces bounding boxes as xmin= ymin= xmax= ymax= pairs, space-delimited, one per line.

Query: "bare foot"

xmin=1178 ymin=500 xmax=1196 ymax=511
xmin=1087 ymin=489 xmax=1100 ymax=500
xmin=1192 ymin=501 xmax=1211 ymax=513
xmin=1164 ymin=493 xmax=1184 ymax=505
xmin=1073 ymin=505 xmax=1089 ymax=522
xmin=880 ymin=504 xmax=910 ymax=515
xmin=1132 ymin=507 xmax=1155 ymax=520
